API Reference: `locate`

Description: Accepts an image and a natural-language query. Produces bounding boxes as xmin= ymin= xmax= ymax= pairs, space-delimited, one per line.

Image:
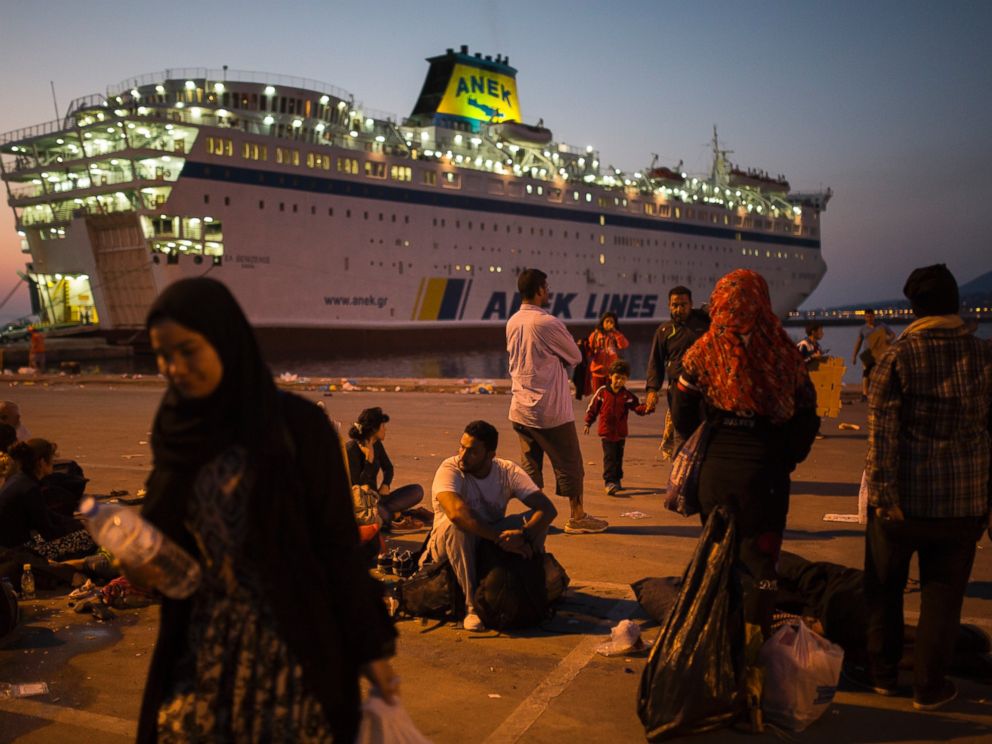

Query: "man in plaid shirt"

xmin=863 ymin=264 xmax=991 ymax=711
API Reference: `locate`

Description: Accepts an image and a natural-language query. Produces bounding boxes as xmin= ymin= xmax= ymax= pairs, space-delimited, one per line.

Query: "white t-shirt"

xmin=431 ymin=456 xmax=540 ymax=531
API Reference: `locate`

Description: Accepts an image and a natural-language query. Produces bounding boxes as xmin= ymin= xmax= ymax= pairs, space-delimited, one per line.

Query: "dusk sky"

xmin=0 ymin=0 xmax=989 ymax=321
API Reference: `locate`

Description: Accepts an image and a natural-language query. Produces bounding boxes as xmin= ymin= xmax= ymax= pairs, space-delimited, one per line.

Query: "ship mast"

xmin=709 ymin=125 xmax=731 ymax=188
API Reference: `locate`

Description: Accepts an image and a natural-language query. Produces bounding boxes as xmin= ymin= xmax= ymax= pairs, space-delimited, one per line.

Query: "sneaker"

xmin=840 ymin=664 xmax=906 ymax=697
xmin=605 ymin=483 xmax=618 ymax=496
xmin=913 ymin=680 xmax=957 ymax=711
xmin=387 ymin=516 xmax=424 ymax=534
xmin=564 ymin=515 xmax=609 ymax=534
xmin=463 ymin=611 xmax=486 ymax=632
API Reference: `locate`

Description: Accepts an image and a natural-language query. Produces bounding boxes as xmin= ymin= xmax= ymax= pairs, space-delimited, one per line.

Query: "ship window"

xmin=207 ymin=137 xmax=233 ymax=156
xmin=423 ymin=170 xmax=437 ymax=186
xmin=346 ymin=209 xmax=351 ymax=218
xmin=224 ymin=197 xmax=230 ymax=206
xmin=404 ymin=215 xmax=409 ymax=224
xmin=328 ymin=208 xmax=334 ymax=216
xmin=242 ymin=142 xmax=267 ymax=161
xmin=307 ymin=152 xmax=331 ymax=170
xmin=293 ymin=204 xmax=298 ymax=213
xmin=279 ymin=202 xmax=285 ymax=212
xmin=585 ymin=193 xmax=592 ymax=203
xmin=259 ymin=200 xmax=265 ymax=209
xmin=442 ymin=172 xmax=461 ymax=189
xmin=390 ymin=165 xmax=412 ymax=182
xmin=337 ymin=157 xmax=359 ymax=175
xmin=203 ymin=194 xmax=210 ymax=204
xmin=311 ymin=206 xmax=316 ymax=215
xmin=378 ymin=213 xmax=383 ymax=221
xmin=364 ymin=161 xmax=386 ymax=179
xmin=364 ymin=211 xmax=369 ymax=220
xmin=276 ymin=147 xmax=300 ymax=166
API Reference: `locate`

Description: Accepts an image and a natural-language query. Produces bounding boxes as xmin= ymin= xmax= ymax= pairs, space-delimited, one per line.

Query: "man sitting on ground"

xmin=422 ymin=420 xmax=557 ymax=631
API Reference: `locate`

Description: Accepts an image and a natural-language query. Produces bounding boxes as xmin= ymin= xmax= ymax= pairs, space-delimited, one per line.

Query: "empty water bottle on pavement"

xmin=20 ymin=565 xmax=35 ymax=599
xmin=78 ymin=497 xmax=202 ymax=599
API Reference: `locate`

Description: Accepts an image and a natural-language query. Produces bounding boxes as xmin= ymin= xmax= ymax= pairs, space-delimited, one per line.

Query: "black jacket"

xmin=645 ymin=309 xmax=710 ymax=392
xmin=0 ymin=472 xmax=81 ymax=548
xmin=345 ymin=439 xmax=394 ymax=490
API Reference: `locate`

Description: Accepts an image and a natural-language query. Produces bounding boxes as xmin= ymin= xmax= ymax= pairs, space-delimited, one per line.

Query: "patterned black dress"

xmin=156 ymin=447 xmax=332 ymax=742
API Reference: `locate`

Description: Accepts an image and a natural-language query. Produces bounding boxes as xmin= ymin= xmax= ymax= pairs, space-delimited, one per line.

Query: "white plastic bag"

xmin=759 ymin=621 xmax=844 ymax=731
xmin=356 ymin=695 xmax=432 ymax=744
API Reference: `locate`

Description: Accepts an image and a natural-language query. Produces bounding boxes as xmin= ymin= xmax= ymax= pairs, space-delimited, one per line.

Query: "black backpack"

xmin=396 ymin=557 xmax=465 ymax=620
xmin=473 ymin=540 xmax=550 ymax=630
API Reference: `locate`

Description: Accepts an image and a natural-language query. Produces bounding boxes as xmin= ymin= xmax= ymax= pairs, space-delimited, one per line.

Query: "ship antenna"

xmin=710 ymin=125 xmax=731 ymax=186
xmin=50 ymin=81 xmax=60 ymax=121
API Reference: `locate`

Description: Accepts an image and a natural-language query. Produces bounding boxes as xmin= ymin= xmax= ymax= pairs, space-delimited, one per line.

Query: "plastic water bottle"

xmin=19 ymin=565 xmax=35 ymax=599
xmin=78 ymin=497 xmax=202 ymax=599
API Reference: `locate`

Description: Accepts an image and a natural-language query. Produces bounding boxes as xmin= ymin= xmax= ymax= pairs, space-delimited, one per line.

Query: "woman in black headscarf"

xmin=138 ymin=278 xmax=397 ymax=743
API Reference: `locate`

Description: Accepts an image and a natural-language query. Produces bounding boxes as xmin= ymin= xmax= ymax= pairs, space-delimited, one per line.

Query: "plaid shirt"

xmin=866 ymin=325 xmax=992 ymax=517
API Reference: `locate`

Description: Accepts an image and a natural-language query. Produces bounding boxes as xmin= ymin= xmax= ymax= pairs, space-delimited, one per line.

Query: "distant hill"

xmin=823 ymin=269 xmax=992 ymax=312
xmin=959 ymin=269 xmax=992 ymax=296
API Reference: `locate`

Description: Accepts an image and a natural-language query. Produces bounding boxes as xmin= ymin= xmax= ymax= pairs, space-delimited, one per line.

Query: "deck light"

xmin=131 ymin=89 xmax=140 ymax=97
xmin=315 ymin=123 xmax=325 ymax=132
xmin=214 ymin=83 xmax=224 ymax=93
xmin=292 ymin=119 xmax=303 ymax=128
xmin=264 ymin=85 xmax=276 ymax=95
xmin=319 ymin=95 xmax=330 ymax=105
xmin=185 ymin=81 xmax=195 ymax=90
xmin=263 ymin=115 xmax=275 ymax=125
xmin=375 ymin=135 xmax=385 ymax=142
xmin=155 ymin=84 xmax=165 ymax=94
xmin=349 ymin=130 xmax=359 ymax=137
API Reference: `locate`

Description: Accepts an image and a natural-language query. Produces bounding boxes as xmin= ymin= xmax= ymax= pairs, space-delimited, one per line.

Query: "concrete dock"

xmin=0 ymin=377 xmax=990 ymax=743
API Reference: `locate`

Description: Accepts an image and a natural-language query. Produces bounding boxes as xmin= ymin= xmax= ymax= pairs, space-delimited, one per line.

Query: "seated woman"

xmin=346 ymin=407 xmax=425 ymax=532
xmin=0 ymin=439 xmax=95 ymax=561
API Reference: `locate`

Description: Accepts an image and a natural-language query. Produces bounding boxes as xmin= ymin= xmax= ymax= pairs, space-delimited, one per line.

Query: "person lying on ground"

xmin=346 ymin=406 xmax=426 ymax=533
xmin=0 ymin=439 xmax=95 ymax=561
xmin=422 ymin=419 xmax=557 ymax=632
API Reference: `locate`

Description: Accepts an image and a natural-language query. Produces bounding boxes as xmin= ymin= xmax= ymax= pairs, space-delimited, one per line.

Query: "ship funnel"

xmin=409 ymin=48 xmax=521 ymax=132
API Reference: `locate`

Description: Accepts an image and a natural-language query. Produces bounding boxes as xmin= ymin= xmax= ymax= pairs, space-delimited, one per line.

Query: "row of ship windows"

xmin=199 ymin=191 xmax=809 ymax=262
xmin=203 ymin=137 xmax=819 ymax=236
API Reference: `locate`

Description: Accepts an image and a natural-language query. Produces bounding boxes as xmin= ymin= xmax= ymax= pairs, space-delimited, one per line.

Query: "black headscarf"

xmin=142 ymin=277 xmax=280 ymax=547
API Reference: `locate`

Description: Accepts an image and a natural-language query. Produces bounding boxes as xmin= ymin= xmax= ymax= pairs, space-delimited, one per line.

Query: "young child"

xmin=583 ymin=359 xmax=649 ymax=495
xmin=797 ymin=322 xmax=825 ymax=366
xmin=586 ymin=312 xmax=630 ymax=393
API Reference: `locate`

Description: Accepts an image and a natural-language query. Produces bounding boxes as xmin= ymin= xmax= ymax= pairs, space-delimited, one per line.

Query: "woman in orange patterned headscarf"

xmin=671 ymin=269 xmax=819 ymax=636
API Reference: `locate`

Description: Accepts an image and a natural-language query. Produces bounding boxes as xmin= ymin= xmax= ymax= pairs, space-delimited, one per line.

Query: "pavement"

xmin=0 ymin=376 xmax=990 ymax=743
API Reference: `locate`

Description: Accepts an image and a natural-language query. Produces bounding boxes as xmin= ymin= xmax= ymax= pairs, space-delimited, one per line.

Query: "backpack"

xmin=473 ymin=540 xmax=551 ymax=630
xmin=395 ymin=557 xmax=465 ymax=620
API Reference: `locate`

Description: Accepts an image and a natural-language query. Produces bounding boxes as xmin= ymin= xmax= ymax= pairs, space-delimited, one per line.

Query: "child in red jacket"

xmin=583 ymin=359 xmax=649 ymax=495
xmin=586 ymin=312 xmax=630 ymax=392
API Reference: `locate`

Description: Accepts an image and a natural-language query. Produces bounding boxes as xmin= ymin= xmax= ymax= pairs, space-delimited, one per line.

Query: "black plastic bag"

xmin=638 ymin=507 xmax=744 ymax=741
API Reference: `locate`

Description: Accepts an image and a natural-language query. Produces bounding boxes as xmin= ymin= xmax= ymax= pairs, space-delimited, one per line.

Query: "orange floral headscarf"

xmin=682 ymin=269 xmax=809 ymax=424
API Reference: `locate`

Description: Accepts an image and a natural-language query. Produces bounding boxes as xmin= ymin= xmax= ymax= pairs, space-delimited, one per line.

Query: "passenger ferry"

xmin=0 ymin=46 xmax=830 ymax=337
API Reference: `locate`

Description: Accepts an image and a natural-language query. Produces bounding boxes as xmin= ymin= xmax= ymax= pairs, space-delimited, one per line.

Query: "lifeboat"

xmin=647 ymin=166 xmax=684 ymax=186
xmin=729 ymin=166 xmax=789 ymax=193
xmin=489 ymin=121 xmax=553 ymax=146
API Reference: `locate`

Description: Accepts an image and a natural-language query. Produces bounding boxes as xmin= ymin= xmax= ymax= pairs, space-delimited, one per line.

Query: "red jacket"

xmin=584 ymin=385 xmax=647 ymax=441
xmin=586 ymin=328 xmax=630 ymax=378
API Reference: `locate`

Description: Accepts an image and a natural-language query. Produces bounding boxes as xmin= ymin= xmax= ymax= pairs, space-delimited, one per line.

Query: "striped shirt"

xmin=866 ymin=325 xmax=992 ymax=517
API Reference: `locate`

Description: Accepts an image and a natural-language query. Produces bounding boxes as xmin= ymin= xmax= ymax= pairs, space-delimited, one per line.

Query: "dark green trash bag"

xmin=637 ymin=507 xmax=745 ymax=740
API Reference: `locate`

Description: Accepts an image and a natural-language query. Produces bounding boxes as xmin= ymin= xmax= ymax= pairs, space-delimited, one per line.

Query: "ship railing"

xmin=64 ymin=93 xmax=110 ymax=120
xmin=0 ymin=118 xmax=70 ymax=146
xmin=106 ymin=69 xmax=361 ymax=107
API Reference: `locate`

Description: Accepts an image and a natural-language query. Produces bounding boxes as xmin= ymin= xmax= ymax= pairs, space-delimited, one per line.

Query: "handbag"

xmin=352 ymin=484 xmax=381 ymax=526
xmin=664 ymin=421 xmax=712 ymax=517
